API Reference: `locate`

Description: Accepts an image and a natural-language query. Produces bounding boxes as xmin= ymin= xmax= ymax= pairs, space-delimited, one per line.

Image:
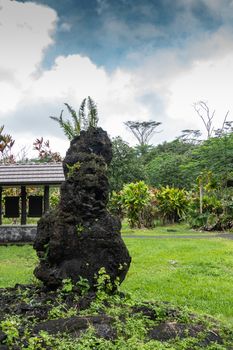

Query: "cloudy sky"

xmin=1 ymin=0 xmax=233 ymax=157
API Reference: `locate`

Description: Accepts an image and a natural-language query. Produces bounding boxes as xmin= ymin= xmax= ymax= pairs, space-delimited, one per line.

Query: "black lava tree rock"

xmin=33 ymin=127 xmax=131 ymax=290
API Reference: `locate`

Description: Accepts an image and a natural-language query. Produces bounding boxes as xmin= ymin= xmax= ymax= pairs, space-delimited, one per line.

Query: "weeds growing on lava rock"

xmin=0 ymin=279 xmax=232 ymax=349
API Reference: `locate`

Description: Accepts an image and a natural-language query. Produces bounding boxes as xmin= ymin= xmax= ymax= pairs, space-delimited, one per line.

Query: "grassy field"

xmin=121 ymin=221 xmax=224 ymax=236
xmin=121 ymin=237 xmax=233 ymax=326
xmin=0 ymin=245 xmax=37 ymax=287
xmin=0 ymin=225 xmax=233 ymax=326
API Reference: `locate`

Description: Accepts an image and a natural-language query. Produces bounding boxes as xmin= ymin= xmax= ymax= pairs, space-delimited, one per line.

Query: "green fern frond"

xmin=64 ymin=103 xmax=81 ymax=135
xmin=50 ymin=97 xmax=98 ymax=140
xmin=79 ymin=98 xmax=88 ymax=130
xmin=87 ymin=96 xmax=98 ymax=128
xmin=50 ymin=110 xmax=64 ymax=128
xmin=62 ymin=120 xmax=75 ymax=140
xmin=64 ymin=103 xmax=79 ymax=126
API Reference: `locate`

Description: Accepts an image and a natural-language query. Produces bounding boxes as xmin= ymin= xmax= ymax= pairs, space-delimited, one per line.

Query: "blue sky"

xmin=1 ymin=0 xmax=233 ymax=157
xmin=27 ymin=0 xmax=225 ymax=69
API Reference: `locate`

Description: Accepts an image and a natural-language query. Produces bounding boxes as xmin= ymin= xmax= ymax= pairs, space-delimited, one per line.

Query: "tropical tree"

xmin=141 ymin=139 xmax=195 ymax=164
xmin=177 ymin=129 xmax=202 ymax=145
xmin=109 ymin=137 xmax=146 ymax=192
xmin=181 ymin=133 xmax=233 ymax=187
xmin=143 ymin=139 xmax=195 ymax=188
xmin=146 ymin=153 xmax=188 ymax=188
xmin=50 ymin=96 xmax=99 ymax=140
xmin=124 ymin=120 xmax=162 ymax=154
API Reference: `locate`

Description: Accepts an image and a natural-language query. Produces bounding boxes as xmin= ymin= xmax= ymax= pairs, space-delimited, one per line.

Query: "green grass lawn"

xmin=0 ymin=245 xmax=37 ymax=287
xmin=0 ymin=227 xmax=233 ymax=326
xmin=121 ymin=237 xmax=233 ymax=326
xmin=121 ymin=221 xmax=222 ymax=236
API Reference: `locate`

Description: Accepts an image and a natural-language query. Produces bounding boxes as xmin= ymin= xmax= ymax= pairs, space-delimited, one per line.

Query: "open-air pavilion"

xmin=0 ymin=163 xmax=65 ymax=242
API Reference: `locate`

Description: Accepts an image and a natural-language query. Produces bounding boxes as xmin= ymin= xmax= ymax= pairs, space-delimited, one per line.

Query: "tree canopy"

xmin=124 ymin=120 xmax=162 ymax=147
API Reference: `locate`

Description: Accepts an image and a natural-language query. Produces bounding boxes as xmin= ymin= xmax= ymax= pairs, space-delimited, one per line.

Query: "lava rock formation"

xmin=33 ymin=127 xmax=131 ymax=290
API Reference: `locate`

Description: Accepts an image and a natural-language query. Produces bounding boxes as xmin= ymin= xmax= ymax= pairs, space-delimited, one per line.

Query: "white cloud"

xmin=3 ymin=54 xmax=152 ymax=153
xmin=30 ymin=55 xmax=109 ymax=101
xmin=128 ymin=24 xmax=233 ymax=139
xmin=1 ymin=0 xmax=233 ymax=158
xmin=167 ymin=52 xmax=233 ymax=136
xmin=0 ymin=0 xmax=57 ymax=112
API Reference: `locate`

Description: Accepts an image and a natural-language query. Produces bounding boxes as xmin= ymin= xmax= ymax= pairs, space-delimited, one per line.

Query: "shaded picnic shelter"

xmin=0 ymin=163 xmax=64 ymax=225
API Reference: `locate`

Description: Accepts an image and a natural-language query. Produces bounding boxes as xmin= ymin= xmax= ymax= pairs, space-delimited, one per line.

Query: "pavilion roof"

xmin=0 ymin=163 xmax=65 ymax=186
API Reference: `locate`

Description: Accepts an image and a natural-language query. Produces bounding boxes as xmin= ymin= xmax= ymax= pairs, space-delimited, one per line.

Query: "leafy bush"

xmin=140 ymin=202 xmax=158 ymax=228
xmin=187 ymin=191 xmax=233 ymax=231
xmin=50 ymin=188 xmax=60 ymax=208
xmin=189 ymin=194 xmax=223 ymax=216
xmin=120 ymin=181 xmax=152 ymax=228
xmin=140 ymin=188 xmax=159 ymax=228
xmin=188 ymin=211 xmax=217 ymax=230
xmin=110 ymin=185 xmax=189 ymax=228
xmin=217 ymin=213 xmax=233 ymax=230
xmin=155 ymin=186 xmax=189 ymax=224
xmin=108 ymin=191 xmax=124 ymax=220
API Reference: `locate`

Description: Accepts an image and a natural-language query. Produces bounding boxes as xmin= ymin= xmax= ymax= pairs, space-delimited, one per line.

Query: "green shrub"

xmin=110 ymin=185 xmax=189 ymax=228
xmin=121 ymin=181 xmax=151 ymax=228
xmin=108 ymin=191 xmax=125 ymax=219
xmin=202 ymin=195 xmax=222 ymax=214
xmin=187 ymin=191 xmax=233 ymax=231
xmin=155 ymin=186 xmax=189 ymax=224
xmin=49 ymin=188 xmax=60 ymax=208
